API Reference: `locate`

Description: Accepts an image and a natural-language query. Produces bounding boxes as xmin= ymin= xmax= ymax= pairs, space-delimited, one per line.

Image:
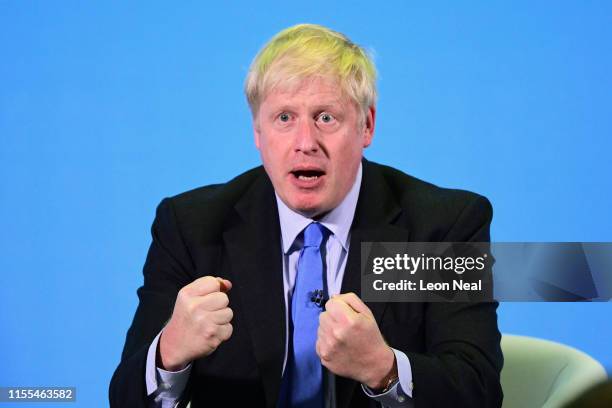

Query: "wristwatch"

xmin=379 ymin=375 xmax=400 ymax=393
xmin=372 ymin=349 xmax=400 ymax=394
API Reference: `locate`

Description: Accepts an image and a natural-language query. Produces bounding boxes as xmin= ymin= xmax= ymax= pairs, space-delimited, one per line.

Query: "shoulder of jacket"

xmin=156 ymin=166 xmax=266 ymax=236
xmin=168 ymin=166 xmax=264 ymax=207
xmin=368 ymin=160 xmax=491 ymax=220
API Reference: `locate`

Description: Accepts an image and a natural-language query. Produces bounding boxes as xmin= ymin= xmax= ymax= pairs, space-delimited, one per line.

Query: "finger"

xmin=334 ymin=292 xmax=373 ymax=318
xmin=208 ymin=307 xmax=233 ymax=325
xmin=218 ymin=323 xmax=233 ymax=341
xmin=193 ymin=291 xmax=230 ymax=311
xmin=324 ymin=297 xmax=357 ymax=325
xmin=184 ymin=276 xmax=223 ymax=297
xmin=318 ymin=334 xmax=336 ymax=362
xmin=318 ymin=311 xmax=333 ymax=333
xmin=316 ymin=338 xmax=330 ymax=362
xmin=317 ymin=316 xmax=330 ymax=340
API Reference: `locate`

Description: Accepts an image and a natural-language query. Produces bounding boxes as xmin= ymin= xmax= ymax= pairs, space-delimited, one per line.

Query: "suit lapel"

xmin=335 ymin=160 xmax=411 ymax=408
xmin=223 ymin=173 xmax=286 ymax=408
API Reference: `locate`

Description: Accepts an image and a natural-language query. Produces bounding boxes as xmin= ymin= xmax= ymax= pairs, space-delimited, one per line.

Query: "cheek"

xmin=334 ymin=139 xmax=363 ymax=167
xmin=259 ymin=137 xmax=287 ymax=171
xmin=327 ymin=140 xmax=363 ymax=187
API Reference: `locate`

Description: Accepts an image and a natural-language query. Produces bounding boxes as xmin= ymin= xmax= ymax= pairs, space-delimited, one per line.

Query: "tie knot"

xmin=303 ymin=222 xmax=327 ymax=248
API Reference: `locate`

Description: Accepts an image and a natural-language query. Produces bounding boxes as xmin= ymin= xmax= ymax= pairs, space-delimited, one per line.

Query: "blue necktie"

xmin=286 ymin=222 xmax=328 ymax=408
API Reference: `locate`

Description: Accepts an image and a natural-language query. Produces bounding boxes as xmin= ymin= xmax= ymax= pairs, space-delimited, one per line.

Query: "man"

xmin=110 ymin=24 xmax=503 ymax=407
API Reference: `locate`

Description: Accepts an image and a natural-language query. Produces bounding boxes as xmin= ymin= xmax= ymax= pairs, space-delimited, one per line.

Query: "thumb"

xmin=216 ymin=277 xmax=232 ymax=292
xmin=335 ymin=293 xmax=373 ymax=318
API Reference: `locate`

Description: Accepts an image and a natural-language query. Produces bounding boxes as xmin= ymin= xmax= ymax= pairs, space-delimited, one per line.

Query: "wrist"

xmin=366 ymin=346 xmax=398 ymax=390
xmin=158 ymin=327 xmax=188 ymax=372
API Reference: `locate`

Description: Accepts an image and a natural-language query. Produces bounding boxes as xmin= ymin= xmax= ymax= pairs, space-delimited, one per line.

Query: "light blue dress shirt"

xmin=144 ymin=163 xmax=414 ymax=407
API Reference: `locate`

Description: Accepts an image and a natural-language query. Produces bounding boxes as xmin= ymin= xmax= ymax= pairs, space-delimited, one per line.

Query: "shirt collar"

xmin=275 ymin=163 xmax=362 ymax=254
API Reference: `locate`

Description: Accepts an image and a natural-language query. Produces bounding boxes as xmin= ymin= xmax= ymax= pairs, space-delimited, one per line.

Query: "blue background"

xmin=1 ymin=1 xmax=610 ymax=406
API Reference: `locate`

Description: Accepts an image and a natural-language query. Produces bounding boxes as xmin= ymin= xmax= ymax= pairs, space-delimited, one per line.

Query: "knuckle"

xmin=177 ymin=286 xmax=190 ymax=301
xmin=193 ymin=311 xmax=206 ymax=326
xmin=332 ymin=328 xmax=344 ymax=343
xmin=318 ymin=312 xmax=327 ymax=325
xmin=316 ymin=340 xmax=326 ymax=359
xmin=203 ymin=324 xmax=216 ymax=340
xmin=208 ymin=336 xmax=221 ymax=349
xmin=186 ymin=300 xmax=198 ymax=315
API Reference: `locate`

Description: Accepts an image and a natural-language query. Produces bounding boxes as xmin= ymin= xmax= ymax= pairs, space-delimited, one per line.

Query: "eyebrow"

xmin=313 ymin=103 xmax=343 ymax=112
xmin=271 ymin=103 xmax=344 ymax=113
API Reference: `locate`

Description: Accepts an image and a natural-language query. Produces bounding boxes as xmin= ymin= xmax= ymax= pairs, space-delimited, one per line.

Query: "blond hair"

xmin=245 ymin=24 xmax=377 ymax=117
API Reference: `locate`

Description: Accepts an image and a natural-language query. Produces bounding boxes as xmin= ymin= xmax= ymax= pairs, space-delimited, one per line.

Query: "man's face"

xmin=254 ymin=77 xmax=375 ymax=218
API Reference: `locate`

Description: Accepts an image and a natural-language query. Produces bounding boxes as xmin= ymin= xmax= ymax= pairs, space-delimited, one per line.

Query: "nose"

xmin=294 ymin=118 xmax=319 ymax=154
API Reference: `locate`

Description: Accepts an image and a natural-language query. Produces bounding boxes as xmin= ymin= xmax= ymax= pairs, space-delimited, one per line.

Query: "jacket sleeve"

xmin=407 ymin=195 xmax=504 ymax=408
xmin=109 ymin=198 xmax=195 ymax=408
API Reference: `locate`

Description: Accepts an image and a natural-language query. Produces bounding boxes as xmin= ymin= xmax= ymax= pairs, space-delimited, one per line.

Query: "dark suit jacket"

xmin=109 ymin=160 xmax=503 ymax=407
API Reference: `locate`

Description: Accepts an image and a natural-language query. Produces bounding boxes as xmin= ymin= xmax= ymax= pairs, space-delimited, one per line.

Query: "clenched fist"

xmin=158 ymin=276 xmax=234 ymax=371
xmin=316 ymin=293 xmax=397 ymax=389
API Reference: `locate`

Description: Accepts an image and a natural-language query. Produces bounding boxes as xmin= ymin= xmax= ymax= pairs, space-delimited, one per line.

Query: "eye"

xmin=278 ymin=112 xmax=291 ymax=122
xmin=317 ymin=112 xmax=336 ymax=124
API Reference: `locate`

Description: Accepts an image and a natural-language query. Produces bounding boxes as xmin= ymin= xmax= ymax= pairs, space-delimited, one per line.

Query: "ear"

xmin=253 ymin=117 xmax=261 ymax=150
xmin=362 ymin=105 xmax=376 ymax=148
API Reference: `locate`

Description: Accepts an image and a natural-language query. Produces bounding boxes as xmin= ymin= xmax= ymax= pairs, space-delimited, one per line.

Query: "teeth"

xmin=298 ymin=175 xmax=319 ymax=181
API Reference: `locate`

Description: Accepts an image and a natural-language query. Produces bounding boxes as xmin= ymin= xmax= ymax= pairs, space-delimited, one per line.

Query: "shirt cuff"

xmin=361 ymin=348 xmax=414 ymax=406
xmin=145 ymin=330 xmax=192 ymax=399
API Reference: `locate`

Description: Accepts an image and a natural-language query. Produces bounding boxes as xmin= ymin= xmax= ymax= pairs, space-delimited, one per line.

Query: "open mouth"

xmin=291 ymin=169 xmax=326 ymax=181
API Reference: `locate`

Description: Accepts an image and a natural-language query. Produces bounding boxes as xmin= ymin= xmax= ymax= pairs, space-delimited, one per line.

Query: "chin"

xmin=293 ymin=204 xmax=323 ymax=218
xmin=280 ymin=187 xmax=335 ymax=218
xmin=288 ymin=198 xmax=326 ymax=218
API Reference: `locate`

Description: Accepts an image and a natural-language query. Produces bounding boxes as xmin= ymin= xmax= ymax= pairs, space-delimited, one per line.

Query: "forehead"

xmin=260 ymin=77 xmax=351 ymax=110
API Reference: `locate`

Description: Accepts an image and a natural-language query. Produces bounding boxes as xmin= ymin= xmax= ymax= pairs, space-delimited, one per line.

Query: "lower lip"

xmin=290 ymin=173 xmax=325 ymax=189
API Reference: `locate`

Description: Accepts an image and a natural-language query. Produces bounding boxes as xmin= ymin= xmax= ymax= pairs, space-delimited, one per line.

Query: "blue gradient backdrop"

xmin=1 ymin=2 xmax=610 ymax=406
